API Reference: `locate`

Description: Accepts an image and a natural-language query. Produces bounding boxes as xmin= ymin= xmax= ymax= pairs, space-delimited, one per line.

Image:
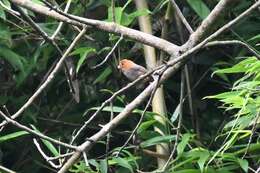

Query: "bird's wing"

xmin=132 ymin=65 xmax=147 ymax=75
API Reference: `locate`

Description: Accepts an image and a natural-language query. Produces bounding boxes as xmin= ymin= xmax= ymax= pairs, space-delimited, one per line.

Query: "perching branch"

xmin=4 ymin=1 xmax=260 ymax=173
xmin=10 ymin=0 xmax=180 ymax=55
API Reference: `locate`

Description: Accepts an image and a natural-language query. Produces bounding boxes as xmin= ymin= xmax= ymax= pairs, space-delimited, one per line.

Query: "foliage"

xmin=0 ymin=0 xmax=259 ymax=173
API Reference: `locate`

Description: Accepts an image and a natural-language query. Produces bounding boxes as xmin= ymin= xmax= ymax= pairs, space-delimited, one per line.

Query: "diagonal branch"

xmin=186 ymin=0 xmax=234 ymax=47
xmin=57 ymin=1 xmax=260 ymax=172
xmin=170 ymin=0 xmax=193 ymax=33
xmin=6 ymin=1 xmax=260 ymax=172
xmin=10 ymin=0 xmax=180 ymax=55
xmin=0 ymin=111 xmax=77 ymax=150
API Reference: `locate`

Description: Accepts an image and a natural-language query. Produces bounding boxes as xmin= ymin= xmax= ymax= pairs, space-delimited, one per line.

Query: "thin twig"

xmin=83 ymin=152 xmax=89 ymax=167
xmin=0 ymin=111 xmax=77 ymax=150
xmin=242 ymin=110 xmax=260 ymax=158
xmin=166 ymin=0 xmax=260 ymax=72
xmin=58 ymin=2 xmax=260 ymax=170
xmin=2 ymin=105 xmax=11 ymax=117
xmin=33 ymin=138 xmax=62 ymax=168
xmin=116 ymin=72 xmax=163 ymax=157
xmin=50 ymin=0 xmax=72 ymax=40
xmin=70 ymin=67 xmax=162 ymax=144
xmin=0 ymin=0 xmax=20 ymax=15
xmin=172 ymin=0 xmax=198 ymax=136
xmin=47 ymin=152 xmax=74 ymax=161
xmin=159 ymin=70 xmax=185 ymax=172
xmin=91 ymin=34 xmax=123 ymax=69
xmin=170 ymin=0 xmax=194 ymax=33
xmin=0 ymin=165 xmax=16 ymax=173
xmin=205 ymin=40 xmax=260 ymax=59
xmin=15 ymin=5 xmax=78 ymax=102
xmin=105 ymin=102 xmax=114 ymax=171
xmin=256 ymin=166 xmax=260 ymax=173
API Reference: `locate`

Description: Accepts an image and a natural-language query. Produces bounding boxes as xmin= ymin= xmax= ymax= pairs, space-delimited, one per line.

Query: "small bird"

xmin=118 ymin=59 xmax=147 ymax=81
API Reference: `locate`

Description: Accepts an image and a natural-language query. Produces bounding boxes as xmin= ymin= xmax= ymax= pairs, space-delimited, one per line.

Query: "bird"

xmin=117 ymin=59 xmax=148 ymax=81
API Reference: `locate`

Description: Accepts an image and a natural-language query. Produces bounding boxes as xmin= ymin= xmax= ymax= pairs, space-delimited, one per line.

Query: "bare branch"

xmin=242 ymin=110 xmax=260 ymax=158
xmin=33 ymin=138 xmax=62 ymax=168
xmin=14 ymin=5 xmax=79 ymax=102
xmin=167 ymin=0 xmax=260 ymax=70
xmin=10 ymin=0 xmax=180 ymax=55
xmin=0 ymin=111 xmax=77 ymax=150
xmin=160 ymin=71 xmax=184 ymax=172
xmin=205 ymin=40 xmax=260 ymax=59
xmin=49 ymin=0 xmax=72 ymax=41
xmin=6 ymin=1 xmax=260 ymax=172
xmin=170 ymin=0 xmax=193 ymax=33
xmin=0 ymin=0 xmax=19 ymax=16
xmin=57 ymin=1 xmax=260 ymax=170
xmin=0 ymin=165 xmax=16 ymax=173
xmin=71 ymin=67 xmax=159 ymax=145
xmin=116 ymin=73 xmax=163 ymax=157
xmin=187 ymin=0 xmax=234 ymax=46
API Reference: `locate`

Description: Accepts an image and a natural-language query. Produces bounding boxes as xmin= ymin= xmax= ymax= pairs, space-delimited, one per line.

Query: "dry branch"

xmin=5 ymin=0 xmax=260 ymax=172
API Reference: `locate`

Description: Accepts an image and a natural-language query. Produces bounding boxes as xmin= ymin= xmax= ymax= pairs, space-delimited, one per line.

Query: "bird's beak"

xmin=117 ymin=65 xmax=121 ymax=69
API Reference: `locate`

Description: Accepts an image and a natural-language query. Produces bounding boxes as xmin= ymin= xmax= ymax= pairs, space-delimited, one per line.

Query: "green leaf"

xmin=171 ymin=103 xmax=180 ymax=123
xmin=137 ymin=120 xmax=156 ymax=134
xmin=211 ymin=66 xmax=230 ymax=82
xmin=0 ymin=6 xmax=6 ymax=20
xmin=107 ymin=2 xmax=149 ymax=26
xmin=177 ymin=133 xmax=193 ymax=156
xmin=233 ymin=81 xmax=260 ymax=90
xmin=224 ymin=115 xmax=254 ymax=129
xmin=0 ymin=131 xmax=29 ymax=143
xmin=121 ymin=9 xmax=150 ymax=26
xmin=113 ymin=157 xmax=134 ymax=173
xmin=100 ymin=159 xmax=108 ymax=173
xmin=88 ymin=159 xmax=100 ymax=171
xmin=84 ymin=106 xmax=124 ymax=116
xmin=0 ymin=23 xmax=12 ymax=47
xmin=151 ymin=0 xmax=169 ymax=14
xmin=70 ymin=47 xmax=96 ymax=73
xmin=237 ymin=159 xmax=248 ymax=173
xmin=187 ymin=0 xmax=210 ymax=19
xmin=173 ymin=169 xmax=201 ymax=173
xmin=31 ymin=125 xmax=59 ymax=156
xmin=213 ymin=57 xmax=257 ymax=75
xmin=93 ymin=67 xmax=112 ymax=84
xmin=107 ymin=7 xmax=123 ymax=24
xmin=205 ymin=91 xmax=242 ymax=101
xmin=0 ymin=0 xmax=11 ymax=20
xmin=197 ymin=150 xmax=210 ymax=172
xmin=0 ymin=46 xmax=26 ymax=73
xmin=140 ymin=135 xmax=176 ymax=148
xmin=248 ymin=34 xmax=260 ymax=42
xmin=41 ymin=138 xmax=59 ymax=157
